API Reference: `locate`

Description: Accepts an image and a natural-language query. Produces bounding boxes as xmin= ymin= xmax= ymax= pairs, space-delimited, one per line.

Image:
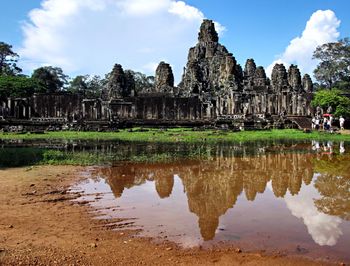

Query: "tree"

xmin=86 ymin=75 xmax=107 ymax=98
xmin=311 ymin=89 xmax=350 ymax=117
xmin=32 ymin=66 xmax=68 ymax=93
xmin=68 ymin=75 xmax=106 ymax=98
xmin=313 ymin=38 xmax=350 ymax=89
xmin=0 ymin=75 xmax=44 ymax=99
xmin=125 ymin=70 xmax=154 ymax=94
xmin=0 ymin=41 xmax=22 ymax=76
xmin=68 ymin=75 xmax=88 ymax=94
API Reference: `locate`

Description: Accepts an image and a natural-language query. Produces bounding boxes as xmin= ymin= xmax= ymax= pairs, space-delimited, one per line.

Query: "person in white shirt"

xmin=311 ymin=117 xmax=316 ymax=129
xmin=315 ymin=117 xmax=320 ymax=130
xmin=339 ymin=116 xmax=345 ymax=130
xmin=328 ymin=115 xmax=333 ymax=130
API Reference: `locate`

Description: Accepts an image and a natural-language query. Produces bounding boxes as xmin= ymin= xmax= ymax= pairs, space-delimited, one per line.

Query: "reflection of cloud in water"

xmin=283 ymin=176 xmax=343 ymax=246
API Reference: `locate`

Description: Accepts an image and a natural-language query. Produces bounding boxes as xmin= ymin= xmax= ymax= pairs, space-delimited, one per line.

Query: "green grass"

xmin=1 ymin=128 xmax=350 ymax=143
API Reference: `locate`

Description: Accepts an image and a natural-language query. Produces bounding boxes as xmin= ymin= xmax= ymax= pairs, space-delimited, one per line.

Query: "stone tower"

xmin=288 ymin=64 xmax=302 ymax=92
xmin=180 ymin=19 xmax=240 ymax=99
xmin=106 ymin=64 xmax=134 ymax=99
xmin=154 ymin=61 xmax=174 ymax=93
xmin=302 ymin=74 xmax=313 ymax=92
xmin=271 ymin=64 xmax=288 ymax=92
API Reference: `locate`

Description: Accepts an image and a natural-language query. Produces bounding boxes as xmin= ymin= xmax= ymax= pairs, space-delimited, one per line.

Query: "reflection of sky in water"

xmin=268 ymin=176 xmax=343 ymax=246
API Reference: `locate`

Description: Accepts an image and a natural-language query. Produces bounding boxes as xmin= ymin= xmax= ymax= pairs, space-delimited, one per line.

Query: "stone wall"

xmin=0 ymin=98 xmax=31 ymax=119
xmin=108 ymin=96 xmax=204 ymax=121
xmin=30 ymin=93 xmax=83 ymax=121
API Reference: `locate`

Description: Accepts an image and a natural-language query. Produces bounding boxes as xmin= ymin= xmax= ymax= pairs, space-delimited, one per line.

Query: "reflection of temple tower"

xmin=243 ymin=171 xmax=269 ymax=201
xmin=95 ymin=163 xmax=178 ymax=199
xmin=100 ymin=166 xmax=146 ymax=198
xmin=198 ymin=217 xmax=219 ymax=241
xmin=303 ymin=168 xmax=313 ymax=185
xmin=269 ymin=152 xmax=314 ymax=197
xmin=289 ymin=174 xmax=302 ymax=195
xmin=182 ymin=168 xmax=243 ymax=241
xmin=271 ymin=174 xmax=289 ymax=198
xmin=155 ymin=175 xmax=174 ymax=199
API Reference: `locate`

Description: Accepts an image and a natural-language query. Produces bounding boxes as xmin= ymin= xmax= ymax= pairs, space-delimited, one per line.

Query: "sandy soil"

xmin=0 ymin=166 xmax=340 ymax=266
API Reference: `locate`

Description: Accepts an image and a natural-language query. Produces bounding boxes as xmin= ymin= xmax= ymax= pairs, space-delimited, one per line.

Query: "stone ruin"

xmin=0 ymin=19 xmax=314 ymax=131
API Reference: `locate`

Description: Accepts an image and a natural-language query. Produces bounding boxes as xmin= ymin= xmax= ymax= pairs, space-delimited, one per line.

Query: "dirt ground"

xmin=0 ymin=166 xmax=341 ymax=266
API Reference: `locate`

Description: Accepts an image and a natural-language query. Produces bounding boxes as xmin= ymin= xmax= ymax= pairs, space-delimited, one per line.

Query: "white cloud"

xmin=266 ymin=10 xmax=340 ymax=77
xmin=117 ymin=0 xmax=171 ymax=16
xmin=169 ymin=1 xmax=203 ymax=21
xmin=19 ymin=0 xmax=224 ymax=83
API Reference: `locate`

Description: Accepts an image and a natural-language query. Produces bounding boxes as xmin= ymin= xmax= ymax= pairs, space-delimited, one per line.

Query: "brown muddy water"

xmin=69 ymin=140 xmax=350 ymax=262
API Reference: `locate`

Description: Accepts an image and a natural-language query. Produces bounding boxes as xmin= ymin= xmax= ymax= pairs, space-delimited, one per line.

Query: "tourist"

xmin=311 ymin=117 xmax=316 ymax=129
xmin=323 ymin=117 xmax=328 ymax=130
xmin=315 ymin=117 xmax=320 ymax=130
xmin=327 ymin=116 xmax=333 ymax=132
xmin=339 ymin=116 xmax=345 ymax=130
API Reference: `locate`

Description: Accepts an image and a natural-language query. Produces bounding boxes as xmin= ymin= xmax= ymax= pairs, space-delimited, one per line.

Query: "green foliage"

xmin=42 ymin=150 xmax=67 ymax=161
xmin=68 ymin=75 xmax=88 ymax=94
xmin=68 ymin=74 xmax=106 ymax=98
xmin=0 ymin=41 xmax=22 ymax=76
xmin=85 ymin=75 xmax=107 ymax=98
xmin=311 ymin=89 xmax=350 ymax=117
xmin=32 ymin=66 xmax=69 ymax=93
xmin=125 ymin=70 xmax=154 ymax=94
xmin=313 ymin=38 xmax=350 ymax=89
xmin=0 ymin=75 xmax=44 ymax=99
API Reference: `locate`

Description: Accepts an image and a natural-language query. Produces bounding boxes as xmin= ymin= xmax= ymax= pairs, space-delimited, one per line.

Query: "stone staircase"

xmin=288 ymin=116 xmax=313 ymax=130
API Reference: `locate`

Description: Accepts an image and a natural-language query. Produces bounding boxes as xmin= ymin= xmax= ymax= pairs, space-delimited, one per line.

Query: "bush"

xmin=312 ymin=89 xmax=350 ymax=117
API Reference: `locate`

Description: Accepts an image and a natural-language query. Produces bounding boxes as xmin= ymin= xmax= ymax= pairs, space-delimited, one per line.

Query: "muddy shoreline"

xmin=0 ymin=166 xmax=341 ymax=265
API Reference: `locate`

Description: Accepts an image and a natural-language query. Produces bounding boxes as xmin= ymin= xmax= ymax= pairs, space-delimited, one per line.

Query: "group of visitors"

xmin=311 ymin=115 xmax=345 ymax=131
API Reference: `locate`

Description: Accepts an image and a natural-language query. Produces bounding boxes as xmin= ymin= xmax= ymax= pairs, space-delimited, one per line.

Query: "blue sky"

xmin=0 ymin=0 xmax=349 ymax=82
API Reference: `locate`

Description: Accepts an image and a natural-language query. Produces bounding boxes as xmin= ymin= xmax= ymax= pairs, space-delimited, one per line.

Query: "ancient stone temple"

xmin=0 ymin=19 xmax=314 ymax=131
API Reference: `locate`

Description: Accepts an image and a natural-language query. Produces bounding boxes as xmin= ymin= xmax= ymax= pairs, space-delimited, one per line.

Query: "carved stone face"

xmin=288 ymin=65 xmax=301 ymax=91
xmin=271 ymin=64 xmax=288 ymax=90
xmin=302 ymin=74 xmax=313 ymax=92
xmin=155 ymin=62 xmax=174 ymax=92
xmin=244 ymin=59 xmax=256 ymax=78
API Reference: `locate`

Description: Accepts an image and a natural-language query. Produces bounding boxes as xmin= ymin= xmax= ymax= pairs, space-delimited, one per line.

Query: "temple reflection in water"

xmin=91 ymin=141 xmax=349 ymax=241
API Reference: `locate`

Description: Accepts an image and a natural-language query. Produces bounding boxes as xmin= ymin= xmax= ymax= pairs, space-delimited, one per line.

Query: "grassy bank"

xmin=1 ymin=128 xmax=350 ymax=143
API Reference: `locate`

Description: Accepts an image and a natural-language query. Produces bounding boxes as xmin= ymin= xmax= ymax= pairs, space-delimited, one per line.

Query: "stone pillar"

xmin=82 ymin=102 xmax=86 ymax=118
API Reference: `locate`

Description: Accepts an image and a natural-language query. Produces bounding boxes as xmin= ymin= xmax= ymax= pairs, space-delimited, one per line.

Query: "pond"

xmin=1 ymin=139 xmax=350 ymax=262
xmin=68 ymin=140 xmax=350 ymax=262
